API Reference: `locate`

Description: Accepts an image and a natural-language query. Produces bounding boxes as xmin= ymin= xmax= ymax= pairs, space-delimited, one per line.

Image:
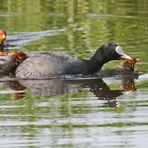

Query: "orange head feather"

xmin=11 ymin=51 xmax=28 ymax=63
xmin=0 ymin=30 xmax=6 ymax=42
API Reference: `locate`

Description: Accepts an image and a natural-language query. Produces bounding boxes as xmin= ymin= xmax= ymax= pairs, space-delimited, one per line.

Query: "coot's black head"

xmin=87 ymin=43 xmax=132 ymax=74
xmin=91 ymin=43 xmax=132 ymax=63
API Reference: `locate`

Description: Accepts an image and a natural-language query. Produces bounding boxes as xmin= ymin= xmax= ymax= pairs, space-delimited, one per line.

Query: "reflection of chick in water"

xmin=122 ymin=75 xmax=137 ymax=91
xmin=4 ymin=81 xmax=26 ymax=100
xmin=5 ymin=73 xmax=138 ymax=107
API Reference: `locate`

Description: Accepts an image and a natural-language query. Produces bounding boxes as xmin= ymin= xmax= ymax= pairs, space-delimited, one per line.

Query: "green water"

xmin=0 ymin=0 xmax=148 ymax=147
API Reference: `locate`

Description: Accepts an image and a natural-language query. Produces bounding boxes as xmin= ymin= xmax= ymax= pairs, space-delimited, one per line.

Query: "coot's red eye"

xmin=112 ymin=51 xmax=116 ymax=55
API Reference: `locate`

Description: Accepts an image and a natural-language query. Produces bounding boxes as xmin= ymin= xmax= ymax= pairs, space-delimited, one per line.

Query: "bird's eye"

xmin=112 ymin=50 xmax=116 ymax=55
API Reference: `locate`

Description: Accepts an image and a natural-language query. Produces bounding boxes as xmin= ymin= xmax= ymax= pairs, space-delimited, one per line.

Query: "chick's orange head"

xmin=0 ymin=30 xmax=6 ymax=42
xmin=12 ymin=51 xmax=28 ymax=62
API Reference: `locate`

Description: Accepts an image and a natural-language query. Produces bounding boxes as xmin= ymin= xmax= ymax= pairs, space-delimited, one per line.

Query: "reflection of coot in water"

xmin=6 ymin=78 xmax=121 ymax=99
xmin=15 ymin=77 xmax=122 ymax=107
xmin=15 ymin=76 xmax=124 ymax=99
xmin=18 ymin=79 xmax=83 ymax=96
xmin=5 ymin=72 xmax=138 ymax=107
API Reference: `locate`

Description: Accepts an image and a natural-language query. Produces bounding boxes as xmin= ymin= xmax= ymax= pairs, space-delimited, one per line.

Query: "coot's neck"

xmin=0 ymin=41 xmax=4 ymax=52
xmin=87 ymin=47 xmax=108 ymax=74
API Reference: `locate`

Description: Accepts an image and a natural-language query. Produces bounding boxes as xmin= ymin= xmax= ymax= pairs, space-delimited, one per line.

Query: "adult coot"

xmin=15 ymin=43 xmax=132 ymax=78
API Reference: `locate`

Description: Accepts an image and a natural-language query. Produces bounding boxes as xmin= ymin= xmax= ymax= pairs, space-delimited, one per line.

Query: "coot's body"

xmin=16 ymin=52 xmax=89 ymax=78
xmin=15 ymin=43 xmax=132 ymax=78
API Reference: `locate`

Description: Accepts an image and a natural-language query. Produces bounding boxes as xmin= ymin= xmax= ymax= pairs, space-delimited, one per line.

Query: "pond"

xmin=0 ymin=0 xmax=148 ymax=147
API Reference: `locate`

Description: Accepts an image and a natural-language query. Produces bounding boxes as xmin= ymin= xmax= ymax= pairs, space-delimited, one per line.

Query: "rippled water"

xmin=0 ymin=0 xmax=148 ymax=147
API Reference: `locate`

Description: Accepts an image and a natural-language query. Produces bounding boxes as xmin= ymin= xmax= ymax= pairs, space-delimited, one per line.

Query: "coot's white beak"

xmin=120 ymin=53 xmax=133 ymax=60
xmin=115 ymin=46 xmax=133 ymax=60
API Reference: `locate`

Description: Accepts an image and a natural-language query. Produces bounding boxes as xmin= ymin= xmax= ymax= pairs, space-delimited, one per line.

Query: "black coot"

xmin=15 ymin=43 xmax=132 ymax=78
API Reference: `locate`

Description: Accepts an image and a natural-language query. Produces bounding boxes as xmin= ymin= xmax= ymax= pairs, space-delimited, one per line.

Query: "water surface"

xmin=0 ymin=0 xmax=148 ymax=147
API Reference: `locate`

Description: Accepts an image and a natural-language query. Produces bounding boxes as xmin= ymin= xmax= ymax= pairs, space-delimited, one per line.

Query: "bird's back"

xmin=16 ymin=52 xmax=85 ymax=78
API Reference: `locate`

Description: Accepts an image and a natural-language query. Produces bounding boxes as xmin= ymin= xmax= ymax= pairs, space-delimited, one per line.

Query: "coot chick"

xmin=0 ymin=51 xmax=27 ymax=75
xmin=0 ymin=30 xmax=6 ymax=52
xmin=15 ymin=43 xmax=132 ymax=78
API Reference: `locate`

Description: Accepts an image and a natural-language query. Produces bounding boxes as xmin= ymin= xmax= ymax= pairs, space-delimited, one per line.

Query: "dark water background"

xmin=0 ymin=0 xmax=148 ymax=147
